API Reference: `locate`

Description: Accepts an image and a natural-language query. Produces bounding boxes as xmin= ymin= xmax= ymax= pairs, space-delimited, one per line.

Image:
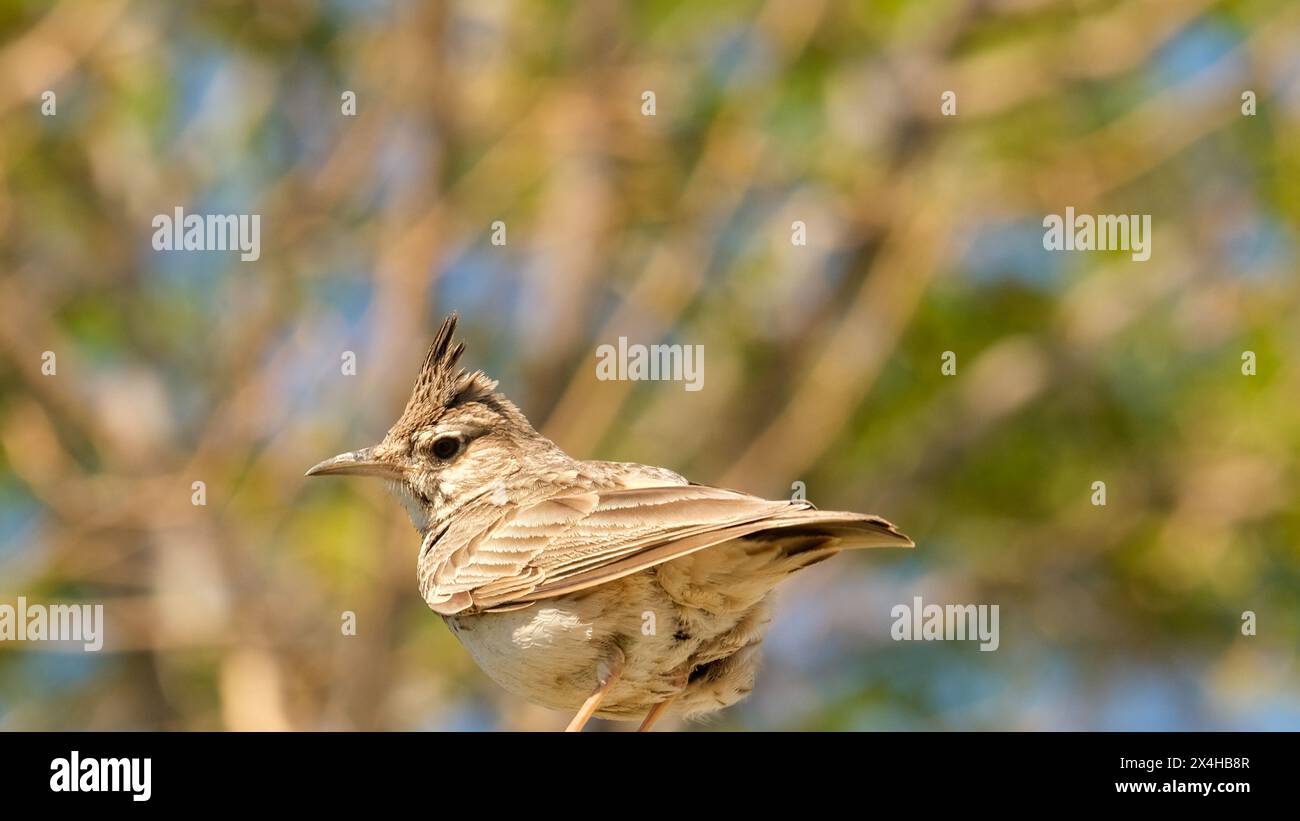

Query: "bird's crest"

xmin=392 ymin=314 xmax=499 ymax=435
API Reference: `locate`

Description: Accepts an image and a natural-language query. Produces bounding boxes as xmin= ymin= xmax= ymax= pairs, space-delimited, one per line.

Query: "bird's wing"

xmin=417 ymin=484 xmax=911 ymax=615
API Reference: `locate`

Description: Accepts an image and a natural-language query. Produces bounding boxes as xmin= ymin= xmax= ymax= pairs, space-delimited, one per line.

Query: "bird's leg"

xmin=636 ymin=695 xmax=676 ymax=732
xmin=637 ymin=665 xmax=687 ymax=732
xmin=565 ymin=645 xmax=625 ymax=732
xmin=566 ymin=685 xmax=613 ymax=733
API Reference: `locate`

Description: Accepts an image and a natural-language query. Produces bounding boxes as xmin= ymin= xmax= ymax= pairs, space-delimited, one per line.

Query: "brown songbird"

xmin=307 ymin=314 xmax=912 ymax=731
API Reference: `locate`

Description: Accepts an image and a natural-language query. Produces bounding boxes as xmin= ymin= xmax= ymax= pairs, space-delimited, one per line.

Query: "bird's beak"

xmin=305 ymin=447 xmax=404 ymax=479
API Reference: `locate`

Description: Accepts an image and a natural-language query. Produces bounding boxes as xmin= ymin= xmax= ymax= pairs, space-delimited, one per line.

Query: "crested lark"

xmin=307 ymin=314 xmax=912 ymax=731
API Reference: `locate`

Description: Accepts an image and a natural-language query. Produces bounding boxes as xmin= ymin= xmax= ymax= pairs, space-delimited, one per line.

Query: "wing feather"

xmin=418 ymin=484 xmax=911 ymax=615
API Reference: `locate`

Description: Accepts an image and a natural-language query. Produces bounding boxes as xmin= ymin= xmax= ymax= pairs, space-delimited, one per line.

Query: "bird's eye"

xmin=431 ymin=436 xmax=462 ymax=460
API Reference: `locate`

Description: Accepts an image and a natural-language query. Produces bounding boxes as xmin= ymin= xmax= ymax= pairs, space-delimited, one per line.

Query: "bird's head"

xmin=306 ymin=313 xmax=555 ymax=530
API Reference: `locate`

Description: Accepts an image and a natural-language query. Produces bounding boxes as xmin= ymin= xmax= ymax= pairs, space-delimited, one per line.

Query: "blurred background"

xmin=1 ymin=0 xmax=1298 ymax=731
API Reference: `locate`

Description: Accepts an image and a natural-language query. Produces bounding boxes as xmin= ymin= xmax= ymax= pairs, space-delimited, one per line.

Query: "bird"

xmin=306 ymin=314 xmax=913 ymax=731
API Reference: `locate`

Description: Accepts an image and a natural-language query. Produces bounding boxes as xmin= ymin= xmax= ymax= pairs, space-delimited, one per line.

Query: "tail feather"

xmin=767 ymin=507 xmax=915 ymax=549
xmin=656 ymin=510 xmax=912 ymax=616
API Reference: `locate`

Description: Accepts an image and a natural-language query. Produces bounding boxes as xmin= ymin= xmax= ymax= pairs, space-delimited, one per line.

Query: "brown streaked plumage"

xmin=307 ymin=314 xmax=912 ymax=730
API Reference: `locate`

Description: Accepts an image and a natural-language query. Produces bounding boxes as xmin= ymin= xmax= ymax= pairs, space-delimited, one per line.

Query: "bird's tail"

xmin=654 ymin=507 xmax=913 ymax=616
xmin=769 ymin=507 xmax=914 ymax=549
